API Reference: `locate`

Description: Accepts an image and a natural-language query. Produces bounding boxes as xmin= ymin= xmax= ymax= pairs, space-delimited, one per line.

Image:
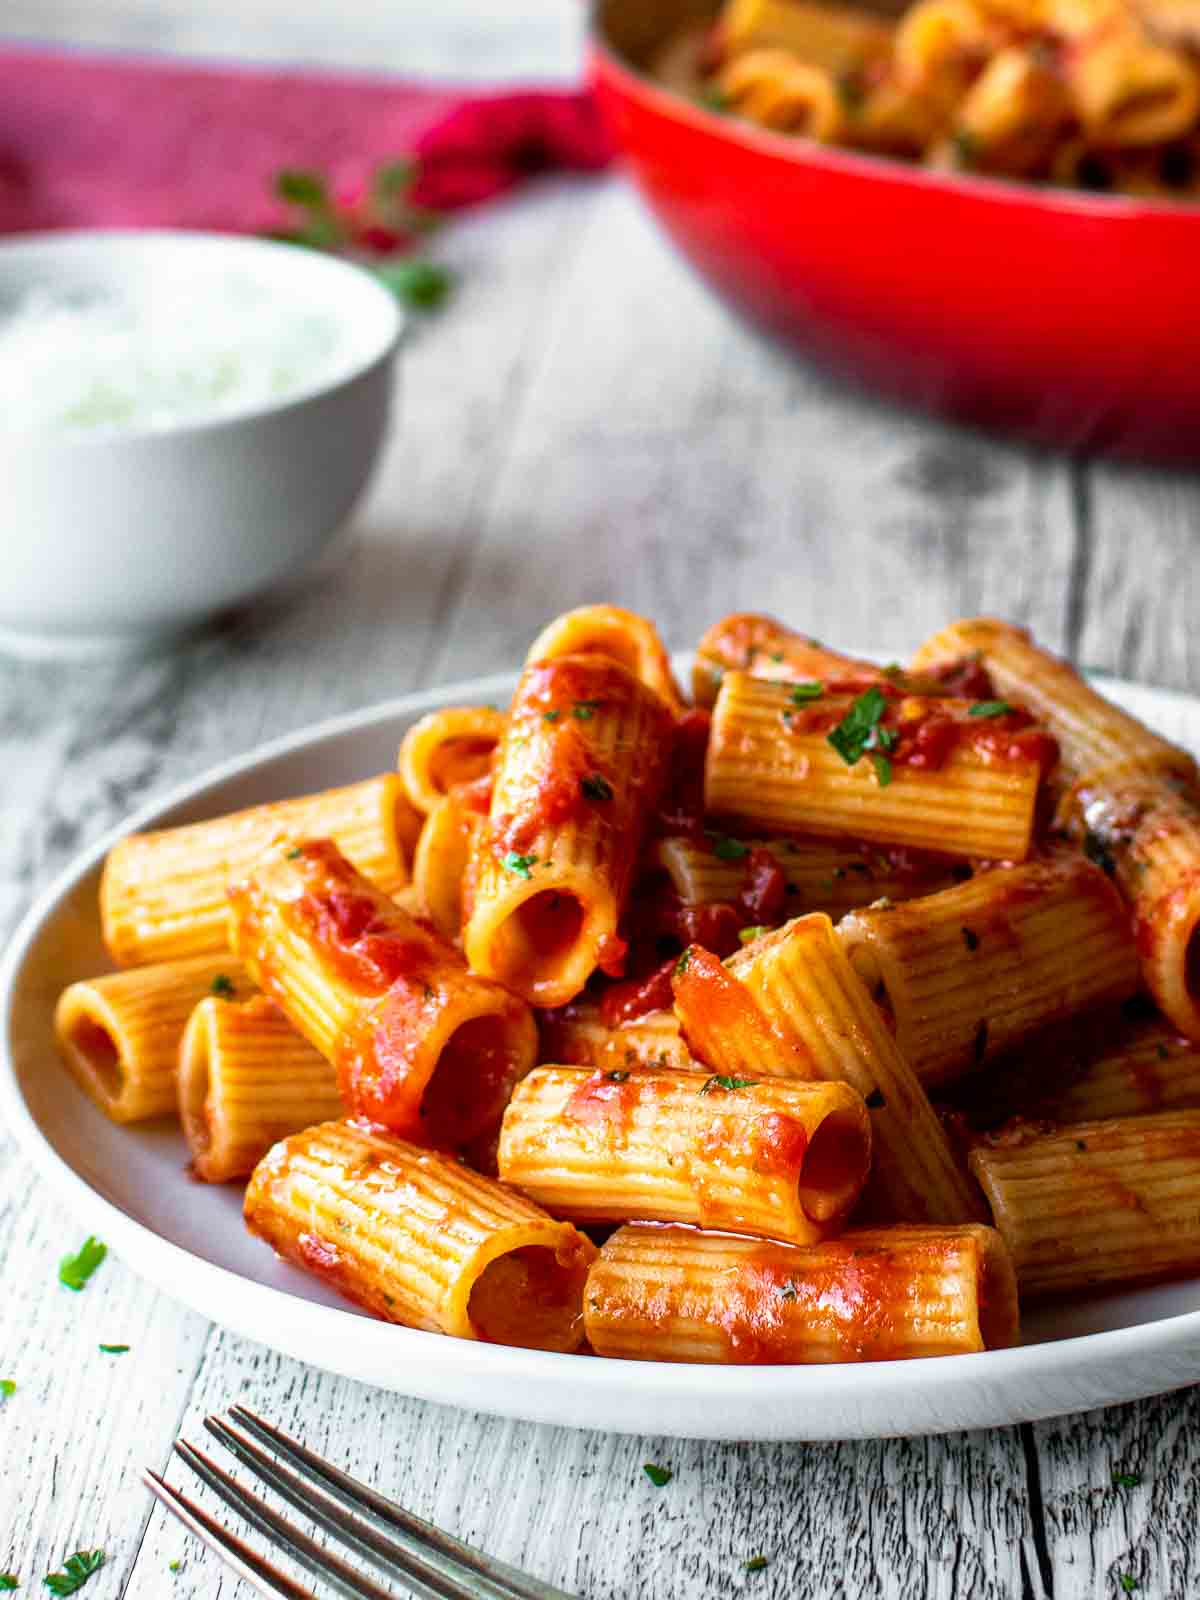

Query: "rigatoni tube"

xmin=672 ymin=914 xmax=985 ymax=1224
xmin=526 ymin=604 xmax=683 ymax=712
xmin=179 ymin=994 xmax=343 ymax=1183
xmin=691 ymin=613 xmax=936 ymax=707
xmin=584 ymin=1223 xmax=1019 ymax=1362
xmin=537 ymin=1002 xmax=696 ymax=1074
xmin=970 ymin=1111 xmax=1200 ymax=1298
xmin=499 ymin=1066 xmax=870 ymax=1245
xmin=837 ymin=855 xmax=1139 ymax=1087
xmin=705 ymin=673 xmax=1053 ymax=861
xmin=412 ymin=785 xmax=485 ymax=942
xmin=245 ymin=1120 xmax=596 ymax=1349
xmin=228 ymin=839 xmax=536 ymax=1144
xmin=397 ymin=706 xmax=505 ymax=816
xmin=55 ymin=954 xmax=250 ymax=1123
xmin=101 ymin=775 xmax=415 ymax=966
xmin=463 ymin=655 xmax=672 ymax=1006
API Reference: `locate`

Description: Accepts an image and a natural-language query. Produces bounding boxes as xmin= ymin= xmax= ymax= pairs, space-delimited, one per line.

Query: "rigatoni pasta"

xmin=101 ymin=774 xmax=415 ymax=966
xmin=55 ymin=954 xmax=250 ymax=1123
xmin=498 ymin=1065 xmax=870 ymax=1243
xmin=397 ymin=707 xmax=505 ymax=816
xmin=179 ymin=994 xmax=343 ymax=1183
xmin=245 ymin=1120 xmax=596 ymax=1349
xmin=228 ymin=838 xmax=536 ymax=1144
xmin=585 ymin=1223 xmax=1019 ymax=1362
xmin=526 ymin=604 xmax=683 ymax=712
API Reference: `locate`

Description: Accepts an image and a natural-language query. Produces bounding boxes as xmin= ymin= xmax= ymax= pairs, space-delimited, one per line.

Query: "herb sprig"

xmin=43 ymin=1551 xmax=105 ymax=1597
xmin=58 ymin=1237 xmax=106 ymax=1293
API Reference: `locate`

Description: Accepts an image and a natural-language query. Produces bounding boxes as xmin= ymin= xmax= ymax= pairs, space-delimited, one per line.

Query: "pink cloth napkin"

xmin=0 ymin=47 xmax=615 ymax=236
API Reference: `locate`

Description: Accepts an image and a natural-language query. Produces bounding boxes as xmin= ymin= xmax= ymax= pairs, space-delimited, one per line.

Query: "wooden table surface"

xmin=5 ymin=6 xmax=1200 ymax=1598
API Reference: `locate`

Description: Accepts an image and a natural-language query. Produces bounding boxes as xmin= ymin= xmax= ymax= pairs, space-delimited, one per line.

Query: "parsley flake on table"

xmin=1118 ymin=1576 xmax=1139 ymax=1593
xmin=210 ymin=973 xmax=236 ymax=998
xmin=968 ymin=700 xmax=1012 ymax=718
xmin=502 ymin=853 xmax=537 ymax=879
xmin=710 ymin=834 xmax=748 ymax=861
xmin=572 ymin=699 xmax=600 ymax=721
xmin=790 ymin=681 xmax=823 ymax=703
xmin=43 ymin=1551 xmax=104 ymax=1597
xmin=744 ymin=1556 xmax=770 ymax=1573
xmin=0 ymin=1379 xmax=14 ymax=1399
xmin=643 ymin=1463 xmax=673 ymax=1487
xmin=58 ymin=1236 xmax=106 ymax=1292
xmin=98 ymin=1344 xmax=129 ymax=1355
xmin=699 ymin=1075 xmax=758 ymax=1095
xmin=168 ymin=1562 xmax=180 ymax=1574
xmin=580 ymin=774 xmax=613 ymax=802
xmin=0 ymin=1575 xmax=17 ymax=1590
xmin=827 ymin=687 xmax=888 ymax=768
xmin=1112 ymin=1471 xmax=1142 ymax=1488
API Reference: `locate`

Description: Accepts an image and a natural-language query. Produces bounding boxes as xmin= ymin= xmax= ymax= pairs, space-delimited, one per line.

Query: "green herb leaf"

xmin=744 ymin=1556 xmax=770 ymax=1573
xmin=581 ymin=774 xmax=614 ymax=803
xmin=43 ymin=1551 xmax=104 ymax=1597
xmin=542 ymin=709 xmax=561 ymax=723
xmin=502 ymin=853 xmax=537 ymax=879
xmin=0 ymin=1379 xmax=14 ymax=1399
xmin=374 ymin=259 xmax=454 ymax=311
xmin=827 ymin=686 xmax=888 ymax=768
xmin=274 ymin=169 xmax=329 ymax=208
xmin=1119 ymin=1577 xmax=1139 ymax=1594
xmin=790 ymin=681 xmax=823 ymax=703
xmin=738 ymin=926 xmax=769 ymax=944
xmin=643 ymin=1463 xmax=672 ymax=1487
xmin=285 ymin=846 xmax=304 ymax=860
xmin=1083 ymin=830 xmax=1117 ymax=876
xmin=210 ymin=974 xmax=235 ymax=998
xmin=870 ymin=753 xmax=893 ymax=787
xmin=699 ymin=1075 xmax=758 ymax=1095
xmin=572 ymin=699 xmax=600 ymax=721
xmin=58 ymin=1237 xmax=106 ymax=1292
xmin=372 ymin=158 xmax=415 ymax=199
xmin=0 ymin=1575 xmax=18 ymax=1590
xmin=168 ymin=1562 xmax=180 ymax=1574
xmin=968 ymin=700 xmax=1012 ymax=718
xmin=711 ymin=834 xmax=748 ymax=862
xmin=98 ymin=1344 xmax=129 ymax=1355
xmin=1112 ymin=1471 xmax=1142 ymax=1489
xmin=674 ymin=948 xmax=693 ymax=976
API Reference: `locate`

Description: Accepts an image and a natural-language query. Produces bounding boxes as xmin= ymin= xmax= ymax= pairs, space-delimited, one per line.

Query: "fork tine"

xmin=143 ymin=1470 xmax=314 ymax=1600
xmin=228 ymin=1406 xmax=579 ymax=1600
xmin=204 ymin=1414 xmax=505 ymax=1600
xmin=172 ymin=1439 xmax=398 ymax=1600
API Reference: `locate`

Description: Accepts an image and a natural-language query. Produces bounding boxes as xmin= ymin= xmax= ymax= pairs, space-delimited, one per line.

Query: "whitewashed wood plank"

xmin=126 ymin=1329 xmax=1036 ymax=1600
xmin=1072 ymin=463 xmax=1200 ymax=693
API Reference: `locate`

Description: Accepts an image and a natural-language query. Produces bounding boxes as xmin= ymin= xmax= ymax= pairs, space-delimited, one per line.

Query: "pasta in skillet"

xmin=674 ymin=0 xmax=1200 ymax=196
xmin=55 ymin=602 xmax=1200 ymax=1360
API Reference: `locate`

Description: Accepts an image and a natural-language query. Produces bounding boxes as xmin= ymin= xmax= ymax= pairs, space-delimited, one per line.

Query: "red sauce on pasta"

xmin=599 ymin=957 xmax=677 ymax=1028
xmin=673 ymin=945 xmax=815 ymax=1076
xmin=716 ymin=1244 xmax=901 ymax=1363
xmin=697 ymin=1110 xmax=809 ymax=1177
xmin=655 ymin=709 xmax=711 ymax=838
xmin=739 ymin=847 xmax=787 ymax=924
xmin=565 ymin=1069 xmax=640 ymax=1136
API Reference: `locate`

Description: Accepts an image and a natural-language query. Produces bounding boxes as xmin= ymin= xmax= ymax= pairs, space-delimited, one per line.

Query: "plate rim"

xmin=6 ymin=662 xmax=1200 ymax=1440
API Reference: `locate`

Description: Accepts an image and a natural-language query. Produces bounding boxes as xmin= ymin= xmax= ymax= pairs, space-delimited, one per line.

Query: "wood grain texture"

xmin=4 ymin=4 xmax=1200 ymax=1596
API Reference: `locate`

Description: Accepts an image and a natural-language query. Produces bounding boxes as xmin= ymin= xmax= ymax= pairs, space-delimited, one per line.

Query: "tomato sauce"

xmin=673 ymin=946 xmax=815 ymax=1076
xmin=654 ymin=710 xmax=711 ymax=839
xmin=565 ymin=1070 xmax=640 ymax=1137
xmin=599 ymin=957 xmax=677 ymax=1028
xmin=697 ymin=1109 xmax=809 ymax=1177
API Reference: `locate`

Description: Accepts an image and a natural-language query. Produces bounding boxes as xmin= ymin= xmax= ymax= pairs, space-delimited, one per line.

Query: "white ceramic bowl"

xmin=0 ymin=231 xmax=401 ymax=658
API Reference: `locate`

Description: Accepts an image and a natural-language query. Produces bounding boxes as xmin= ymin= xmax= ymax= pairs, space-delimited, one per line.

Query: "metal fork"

xmin=144 ymin=1406 xmax=579 ymax=1600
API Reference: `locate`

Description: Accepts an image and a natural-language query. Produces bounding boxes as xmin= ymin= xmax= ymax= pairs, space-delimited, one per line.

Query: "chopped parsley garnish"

xmin=674 ymin=949 xmax=693 ymax=976
xmin=374 ymin=259 xmax=454 ymax=312
xmin=710 ymin=834 xmax=748 ymax=862
xmin=98 ymin=1344 xmax=129 ymax=1355
xmin=606 ymin=1071 xmax=631 ymax=1083
xmin=502 ymin=852 xmax=537 ymax=879
xmin=1112 ymin=1471 xmax=1142 ymax=1489
xmin=777 ymin=1280 xmax=798 ymax=1301
xmin=542 ymin=709 xmax=561 ymax=723
xmin=968 ymin=700 xmax=1011 ymax=718
xmin=870 ymin=753 xmax=893 ymax=788
xmin=168 ymin=1562 xmax=181 ymax=1574
xmin=58 ymin=1237 xmax=106 ymax=1292
xmin=581 ymin=774 xmax=613 ymax=803
xmin=643 ymin=1463 xmax=672 ymax=1487
xmin=572 ymin=699 xmax=600 ymax=721
xmin=744 ymin=1556 xmax=770 ymax=1573
xmin=1083 ymin=830 xmax=1117 ymax=876
xmin=827 ymin=687 xmax=889 ymax=768
xmin=43 ymin=1552 xmax=105 ymax=1597
xmin=973 ymin=1020 xmax=989 ymax=1064
xmin=285 ymin=846 xmax=304 ymax=860
xmin=210 ymin=973 xmax=235 ymax=998
xmin=699 ymin=1075 xmax=758 ymax=1095
xmin=739 ymin=926 xmax=769 ymax=944
xmin=790 ymin=681 xmax=823 ymax=703
xmin=0 ymin=1379 xmax=14 ymax=1399
xmin=962 ymin=927 xmax=979 ymax=952
xmin=0 ymin=1576 xmax=17 ymax=1591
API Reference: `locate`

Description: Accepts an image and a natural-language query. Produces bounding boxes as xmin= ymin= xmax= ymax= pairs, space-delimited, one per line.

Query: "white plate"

xmin=6 ymin=666 xmax=1200 ymax=1441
